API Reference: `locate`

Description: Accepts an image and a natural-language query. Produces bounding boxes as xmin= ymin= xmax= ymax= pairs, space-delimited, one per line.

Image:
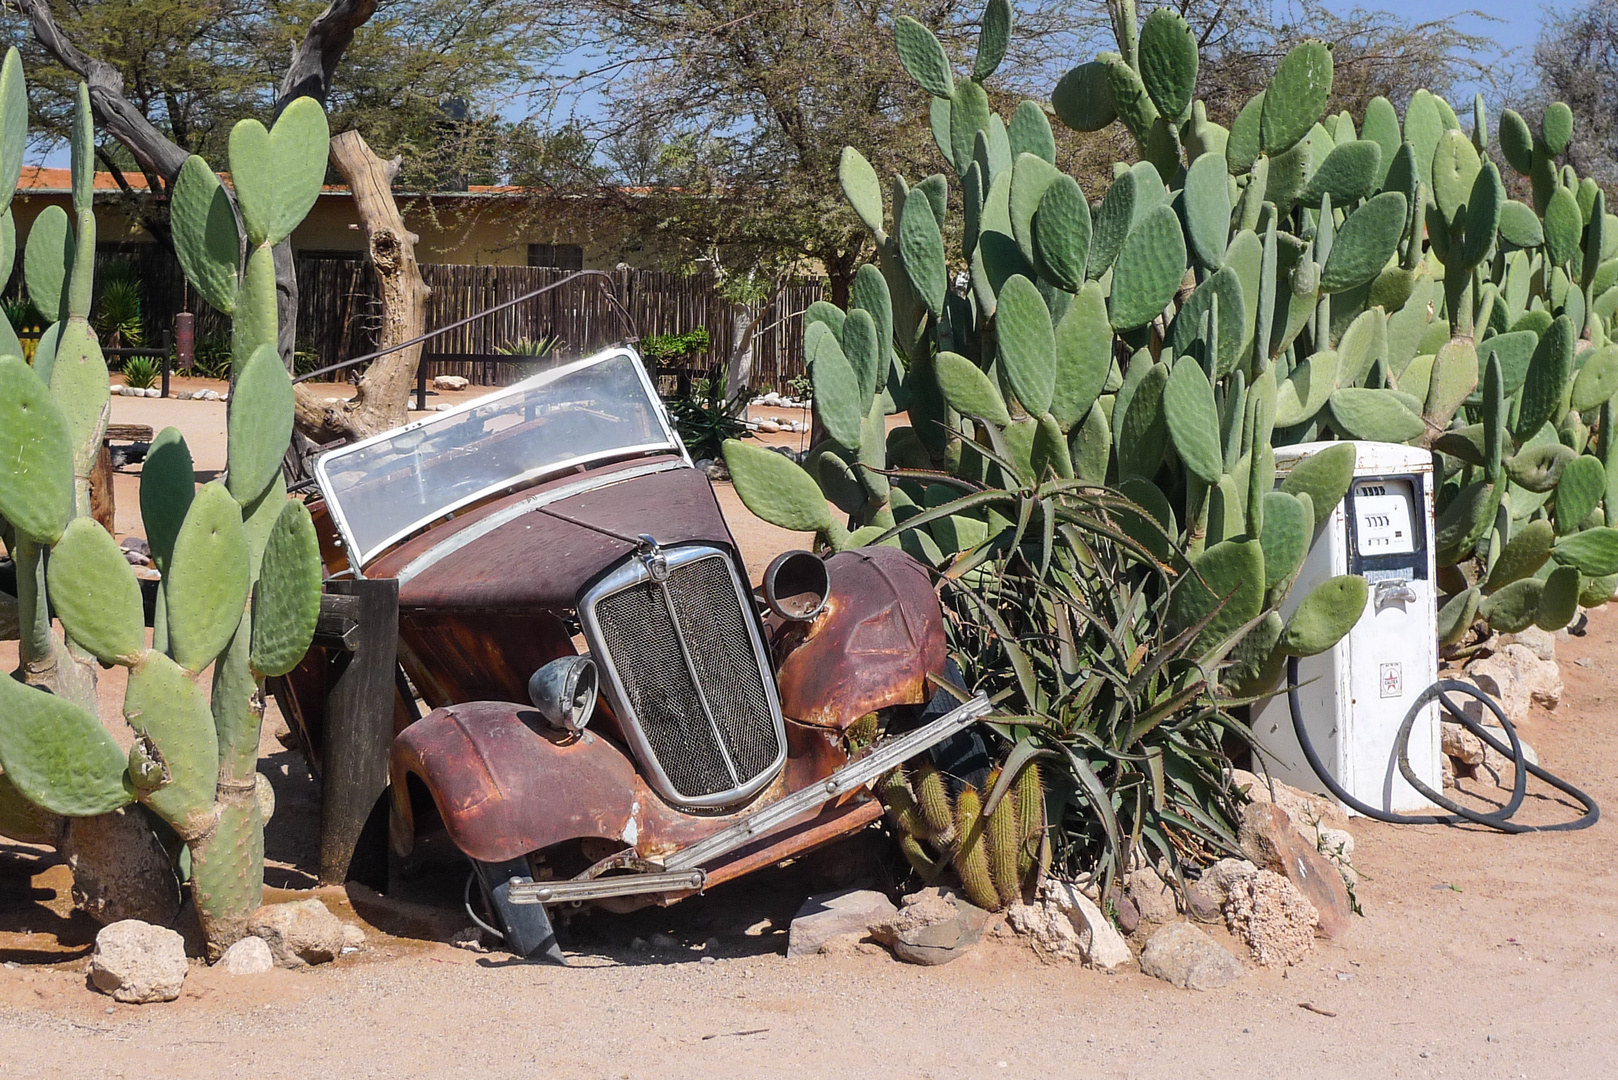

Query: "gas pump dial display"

xmin=1350 ymin=479 xmax=1416 ymax=555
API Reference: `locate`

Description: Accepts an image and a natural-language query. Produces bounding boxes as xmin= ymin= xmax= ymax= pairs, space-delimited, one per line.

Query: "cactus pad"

xmin=122 ymin=650 xmax=220 ymax=833
xmin=1514 ymin=316 xmax=1576 ymax=442
xmin=996 ymin=275 xmax=1056 ymax=416
xmin=170 ymin=156 xmax=241 ymax=314
xmin=1327 ymin=387 xmax=1424 ymax=442
xmin=1485 ymin=520 xmax=1555 ymax=591
xmin=225 ymin=344 xmax=296 ymax=507
xmin=1260 ymin=42 xmax=1332 ymax=154
xmin=1555 ymin=456 xmax=1606 ymax=535
xmin=0 ymin=673 xmax=131 ymax=817
xmin=1260 ymin=490 xmax=1311 ymax=590
xmin=839 ymin=147 xmax=885 ymax=236
xmin=723 ymin=440 xmax=834 ymax=536
xmin=1480 ymin=577 xmax=1543 ymax=633
xmin=46 ymin=518 xmax=146 ymax=666
xmin=1109 ymin=203 xmax=1187 ymax=331
xmin=893 ymin=16 xmax=954 ymax=98
xmin=166 ymin=481 xmax=252 ymax=673
xmin=0 ymin=355 xmax=73 ymax=544
xmin=22 ymin=204 xmax=72 ymax=323
xmin=1279 ymin=442 xmax=1355 ymax=519
xmin=250 ymin=500 xmax=322 ymax=679
xmin=1138 ymin=8 xmax=1198 ymax=122
xmin=807 ymin=323 xmax=863 ymax=451
xmin=226 ymin=97 xmax=330 ymax=248
xmin=1535 ymin=565 xmax=1582 ymax=631
xmin=1551 ymin=525 xmax=1618 ymax=576
xmin=1279 ymin=575 xmax=1368 ymax=656
xmin=898 ymin=191 xmax=948 ymax=318
xmin=1321 ymin=192 xmax=1406 ymax=293
xmin=1051 ymin=61 xmax=1117 ymax=134
xmin=1172 ymin=539 xmax=1266 ymax=657
xmin=1163 ymin=356 xmax=1222 ymax=484
xmin=1032 ymin=173 xmax=1092 ymax=291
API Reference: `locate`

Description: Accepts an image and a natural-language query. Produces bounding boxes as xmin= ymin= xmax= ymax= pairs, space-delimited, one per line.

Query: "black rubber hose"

xmin=1285 ymin=656 xmax=1598 ymax=832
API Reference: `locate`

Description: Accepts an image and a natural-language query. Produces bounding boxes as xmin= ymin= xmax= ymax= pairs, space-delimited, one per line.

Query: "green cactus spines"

xmin=23 ymin=203 xmax=72 ymax=323
xmin=1541 ymin=102 xmax=1573 ymax=156
xmin=1007 ymin=100 xmax=1055 ymax=163
xmin=0 ymin=355 xmax=73 ymax=545
xmin=1274 ymin=349 xmax=1337 ymax=426
xmin=1117 ymin=361 xmax=1170 ymax=480
xmin=1108 ymin=203 xmax=1186 ymax=331
xmin=898 ymin=191 xmax=948 ymax=318
xmin=1260 ymin=490 xmax=1310 ymax=590
xmin=1533 ymin=565 xmax=1582 ymax=631
xmin=1172 ymin=538 xmax=1266 ymax=656
xmin=996 ymin=275 xmax=1056 ymax=416
xmin=0 ymin=674 xmax=131 ymax=817
xmin=1437 ymin=586 xmax=1482 ymax=645
xmin=838 ymin=148 xmax=885 ymax=237
xmin=1479 ymin=576 xmax=1543 ymax=633
xmin=1279 ymin=575 xmax=1368 ymax=656
xmin=1554 ymin=455 xmax=1606 ymax=534
xmin=226 ymin=97 xmax=329 ymax=248
xmin=1279 ymin=441 xmax=1356 ymax=516
xmin=1163 ymin=356 xmax=1222 ymax=484
xmin=1515 ymin=315 xmax=1576 ymax=441
xmin=165 ymin=482 xmax=251 ymax=673
xmin=1300 ymin=140 xmax=1382 ymax=207
xmin=1138 ymin=7 xmax=1197 ymax=122
xmin=1552 ymin=525 xmax=1618 ymax=576
xmin=1327 ymin=387 xmax=1423 ymax=442
xmin=250 ymin=500 xmax=323 ymax=679
xmin=1320 ymin=192 xmax=1407 ymax=293
xmin=1031 ymin=173 xmax=1091 ymax=291
xmin=1498 ymin=108 xmax=1534 ymax=174
xmin=723 ymin=439 xmax=836 ymax=537
xmin=122 ymin=650 xmax=219 ymax=834
xmin=1544 ymin=186 xmax=1583 ymax=269
xmin=45 ymin=518 xmax=146 ymax=667
xmin=1181 ymin=151 xmax=1232 ymax=272
xmin=935 ymin=349 xmax=1011 ymax=426
xmin=224 ymin=344 xmax=296 ymax=507
xmin=841 ymin=308 xmax=881 ymax=406
xmin=893 ymin=16 xmax=954 ymax=98
xmin=1260 ymin=42 xmax=1332 ymax=155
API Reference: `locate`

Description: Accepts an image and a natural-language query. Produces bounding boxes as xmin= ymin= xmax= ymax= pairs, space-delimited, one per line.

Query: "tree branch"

xmin=276 ymin=0 xmax=380 ymax=113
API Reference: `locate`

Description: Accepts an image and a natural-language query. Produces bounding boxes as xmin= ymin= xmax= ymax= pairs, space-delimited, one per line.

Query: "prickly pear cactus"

xmin=0 ymin=60 xmax=325 ymax=957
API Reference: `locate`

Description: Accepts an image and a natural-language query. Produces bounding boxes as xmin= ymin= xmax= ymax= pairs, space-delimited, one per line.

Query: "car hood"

xmin=370 ymin=457 xmax=739 ymax=611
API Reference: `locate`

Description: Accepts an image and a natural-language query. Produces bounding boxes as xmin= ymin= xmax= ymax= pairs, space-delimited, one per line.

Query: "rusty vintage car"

xmin=280 ymin=346 xmax=989 ymax=961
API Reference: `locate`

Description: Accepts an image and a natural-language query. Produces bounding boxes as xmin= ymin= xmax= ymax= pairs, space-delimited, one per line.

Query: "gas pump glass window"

xmin=315 ymin=349 xmax=679 ymax=564
xmin=1351 ymin=478 xmax=1416 ymax=555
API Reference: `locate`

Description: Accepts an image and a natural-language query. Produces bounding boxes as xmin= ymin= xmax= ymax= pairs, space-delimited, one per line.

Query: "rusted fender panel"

xmin=774 ymin=546 xmax=946 ymax=730
xmin=391 ymin=702 xmax=640 ymax=864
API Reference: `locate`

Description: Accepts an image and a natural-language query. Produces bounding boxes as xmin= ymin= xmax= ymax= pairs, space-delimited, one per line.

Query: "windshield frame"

xmin=314 ymin=346 xmax=688 ymax=569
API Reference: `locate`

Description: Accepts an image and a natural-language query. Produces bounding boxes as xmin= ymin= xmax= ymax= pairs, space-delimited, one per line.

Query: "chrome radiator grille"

xmin=581 ymin=545 xmax=786 ymax=806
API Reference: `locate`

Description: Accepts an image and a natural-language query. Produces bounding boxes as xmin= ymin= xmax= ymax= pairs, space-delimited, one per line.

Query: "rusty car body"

xmin=277 ymin=346 xmax=987 ymax=961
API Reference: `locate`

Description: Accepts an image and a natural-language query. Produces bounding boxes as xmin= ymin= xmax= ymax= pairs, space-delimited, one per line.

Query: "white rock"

xmin=144 ymin=387 xmax=161 ymax=397
xmin=433 ymin=403 xmax=453 ymax=411
xmin=1221 ymin=869 xmax=1318 ymax=967
xmin=434 ymin=374 xmax=469 ymax=391
xmin=786 ymin=888 xmax=898 ymax=958
xmin=1138 ymin=922 xmax=1244 ymax=990
xmin=1007 ymin=879 xmax=1132 ymax=969
xmin=248 ymin=899 xmax=346 ymax=968
xmin=760 ymin=392 xmax=783 ymax=406
xmin=1442 ymin=720 xmax=1485 ymax=766
xmin=1466 ymin=643 xmax=1562 ymax=724
xmin=219 ymin=936 xmax=274 ymax=975
xmin=1125 ymin=865 xmax=1178 ymax=924
xmin=1501 ymin=625 xmax=1556 ymax=661
xmin=755 ymin=419 xmax=781 ymax=433
xmin=1193 ymin=858 xmax=1259 ymax=907
xmin=341 ymin=924 xmax=366 ymax=951
xmin=90 ymin=920 xmax=188 ymax=1003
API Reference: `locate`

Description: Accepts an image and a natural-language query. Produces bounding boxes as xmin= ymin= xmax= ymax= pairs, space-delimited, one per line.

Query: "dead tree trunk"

xmin=295 ymin=130 xmax=429 ymax=443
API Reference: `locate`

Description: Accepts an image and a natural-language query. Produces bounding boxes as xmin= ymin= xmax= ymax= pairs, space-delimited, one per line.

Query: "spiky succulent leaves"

xmin=227 ymin=97 xmax=328 ymax=248
xmin=1431 ymin=129 xmax=1480 ymax=227
xmin=1485 ymin=520 xmax=1554 ymax=591
xmin=1280 ymin=575 xmax=1368 ymax=656
xmin=1457 ymin=162 xmax=1504 ymax=271
xmin=1109 ymin=203 xmax=1187 ymax=331
xmin=0 ymin=49 xmax=24 ymax=217
xmin=1279 ymin=442 xmax=1355 ymax=523
xmin=850 ymin=263 xmax=894 ymax=368
xmin=1163 ymin=357 xmax=1222 ymax=485
xmin=1138 ymin=8 xmax=1197 ymax=123
xmin=1117 ymin=361 xmax=1170 ymax=480
xmin=970 ymin=0 xmax=1012 ymax=81
xmin=170 ymin=157 xmax=241 ymax=315
xmin=0 ymin=673 xmax=131 ymax=817
xmin=1497 ymin=201 xmax=1544 ymax=248
xmin=1300 ymin=140 xmax=1382 ymax=206
xmin=1049 ymin=283 xmax=1112 ymax=431
xmin=224 ymin=344 xmax=295 ymax=507
xmin=250 ymin=500 xmax=322 ymax=678
xmin=1009 ymin=154 xmax=1061 ymax=270
xmin=898 ymin=191 xmax=948 ymax=319
xmin=996 ymin=275 xmax=1056 ymax=416
xmin=166 ymin=482 xmax=252 ymax=673
xmin=1320 ymin=192 xmax=1407 ymax=293
xmin=1051 ymin=61 xmax=1116 ymax=134
xmin=1275 ymin=349 xmax=1338 ymax=426
xmin=953 ymin=783 xmax=998 ymax=910
xmin=1260 ymin=42 xmax=1332 ymax=155
xmin=893 ymin=16 xmax=954 ymax=98
xmin=1424 ymin=338 xmax=1479 ymax=434
xmin=1171 ymin=539 xmax=1266 ymax=658
xmin=935 ymin=350 xmax=1012 ymax=426
xmin=0 ymin=356 xmax=73 ymax=544
xmin=122 ymin=650 xmax=220 ymax=835
xmin=1007 ymin=101 xmax=1055 ymax=163
xmin=46 ymin=518 xmax=146 ymax=666
xmin=1534 ymin=565 xmax=1581 ymax=632
xmin=1104 ymin=57 xmax=1159 ymax=144
xmin=1170 ymin=267 xmax=1245 ymax=374
xmin=1553 ymin=527 xmax=1618 ymax=576
xmin=949 ymin=79 xmax=993 ymax=178
xmin=1031 ymin=174 xmax=1091 ymax=291
xmin=722 ymin=440 xmax=835 ymax=537
xmin=1543 ymin=187 xmax=1582 ymax=270
xmin=1514 ymin=316 xmax=1576 ymax=442
xmin=985 ymin=769 xmax=1023 ymax=906
xmin=23 ymin=203 xmax=72 ymax=324
xmin=1260 ymin=491 xmax=1311 ymax=590
xmin=1225 ymin=91 xmax=1264 ymax=174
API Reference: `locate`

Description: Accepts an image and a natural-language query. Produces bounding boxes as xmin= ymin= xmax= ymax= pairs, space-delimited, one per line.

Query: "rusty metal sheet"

xmin=774 ymin=547 xmax=947 ymax=729
xmin=397 ymin=609 xmax=576 ymax=710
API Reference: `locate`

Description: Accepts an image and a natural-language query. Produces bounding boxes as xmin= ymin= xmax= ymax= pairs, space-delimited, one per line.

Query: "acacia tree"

xmin=1532 ymin=0 xmax=1618 ymax=194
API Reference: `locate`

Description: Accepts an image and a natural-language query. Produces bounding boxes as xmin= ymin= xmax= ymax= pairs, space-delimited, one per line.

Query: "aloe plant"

xmin=0 ymin=58 xmax=323 ymax=956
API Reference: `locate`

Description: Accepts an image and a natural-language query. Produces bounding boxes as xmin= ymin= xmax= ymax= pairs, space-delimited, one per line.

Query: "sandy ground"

xmin=4 ymin=386 xmax=1617 ymax=1078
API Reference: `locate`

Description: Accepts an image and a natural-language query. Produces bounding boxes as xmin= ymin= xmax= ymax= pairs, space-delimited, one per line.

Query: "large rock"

xmin=90 ymin=920 xmax=188 ymax=1003
xmin=1237 ymin=802 xmax=1353 ymax=939
xmin=219 ymin=935 xmax=274 ymax=975
xmin=1138 ymin=922 xmax=1244 ymax=990
xmin=872 ymin=887 xmax=988 ymax=966
xmin=1005 ymin=879 xmax=1132 ymax=970
xmin=1229 ymin=769 xmax=1349 ymax=834
xmin=786 ymin=888 xmax=897 ymax=958
xmin=248 ymin=899 xmax=346 ymax=968
xmin=433 ymin=374 xmax=469 ymax=391
xmin=1222 ymin=868 xmax=1318 ymax=967
xmin=1500 ymin=625 xmax=1556 ymax=661
xmin=1124 ymin=865 xmax=1178 ymax=924
xmin=1465 ymin=643 xmax=1562 ymax=724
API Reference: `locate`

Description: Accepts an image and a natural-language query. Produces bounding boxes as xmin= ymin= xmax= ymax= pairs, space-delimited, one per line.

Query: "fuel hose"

xmin=1285 ymin=656 xmax=1599 ymax=832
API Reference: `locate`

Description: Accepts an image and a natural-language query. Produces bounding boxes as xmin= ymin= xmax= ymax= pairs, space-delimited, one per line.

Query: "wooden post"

xmin=317 ymin=578 xmax=398 ymax=890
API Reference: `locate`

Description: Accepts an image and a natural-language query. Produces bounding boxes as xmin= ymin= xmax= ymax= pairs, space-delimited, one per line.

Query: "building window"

xmin=527 ymin=243 xmax=583 ymax=270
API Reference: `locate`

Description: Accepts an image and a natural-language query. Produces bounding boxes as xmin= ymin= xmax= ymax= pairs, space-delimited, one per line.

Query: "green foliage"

xmin=118 ymin=354 xmax=159 ymax=390
xmin=639 ymin=326 xmax=711 ymax=364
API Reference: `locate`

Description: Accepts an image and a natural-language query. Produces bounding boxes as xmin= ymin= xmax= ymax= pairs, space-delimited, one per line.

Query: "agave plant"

xmin=119 ymin=353 xmax=159 ymax=390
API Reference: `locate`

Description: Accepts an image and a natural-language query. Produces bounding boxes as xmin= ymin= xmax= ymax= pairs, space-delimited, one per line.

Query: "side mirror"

xmin=527 ymin=655 xmax=598 ymax=733
xmin=762 ymin=550 xmax=830 ymax=621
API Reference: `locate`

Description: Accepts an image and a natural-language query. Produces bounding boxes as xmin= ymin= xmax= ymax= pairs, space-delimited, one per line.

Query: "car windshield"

xmin=315 ymin=348 xmax=681 ymax=566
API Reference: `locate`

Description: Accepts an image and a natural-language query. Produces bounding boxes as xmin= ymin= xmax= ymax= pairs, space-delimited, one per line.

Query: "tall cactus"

xmin=0 ymin=62 xmax=324 ymax=956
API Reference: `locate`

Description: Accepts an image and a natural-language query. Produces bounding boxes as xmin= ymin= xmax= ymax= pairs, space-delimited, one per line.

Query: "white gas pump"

xmin=1250 ymin=441 xmax=1442 ymax=814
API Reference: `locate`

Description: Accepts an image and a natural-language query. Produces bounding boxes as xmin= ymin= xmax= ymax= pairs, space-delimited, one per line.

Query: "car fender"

xmin=773 ymin=546 xmax=947 ymax=730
